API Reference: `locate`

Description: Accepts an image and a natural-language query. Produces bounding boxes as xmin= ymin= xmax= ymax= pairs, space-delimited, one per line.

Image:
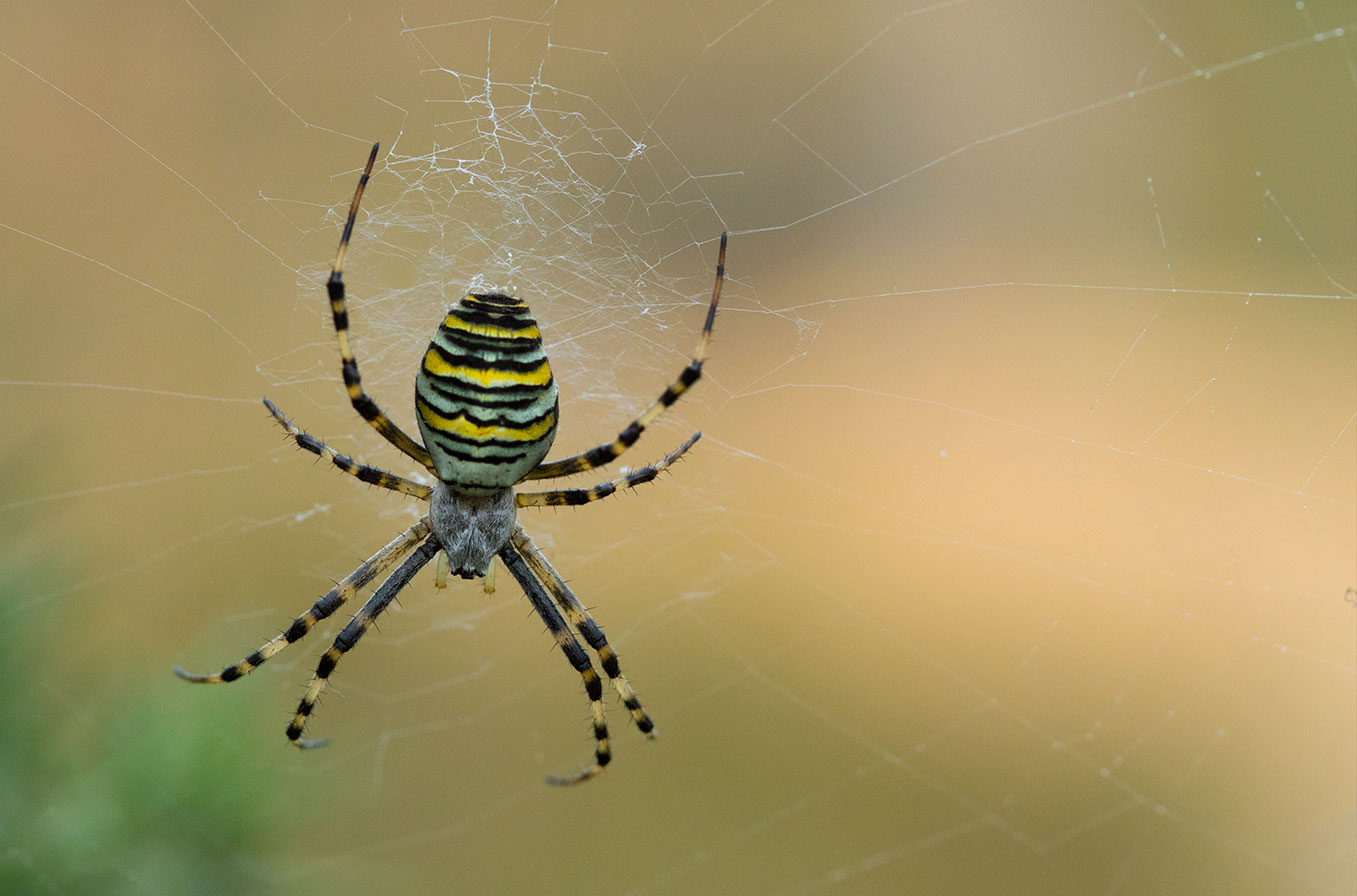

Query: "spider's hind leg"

xmin=523 ymin=232 xmax=726 ymax=481
xmin=324 ymin=143 xmax=436 ymax=471
xmin=264 ymin=398 xmax=431 ymax=499
xmin=515 ymin=432 xmax=700 ymax=508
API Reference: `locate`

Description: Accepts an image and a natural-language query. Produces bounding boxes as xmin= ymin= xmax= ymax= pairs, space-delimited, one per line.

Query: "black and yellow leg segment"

xmin=516 ymin=432 xmax=701 ymax=508
xmin=523 ymin=232 xmax=726 ymax=481
xmin=326 ymin=143 xmax=435 ymax=471
xmin=174 ymin=518 xmax=433 ymax=684
xmin=510 ymin=526 xmax=656 ymax=736
xmin=499 ymin=539 xmax=611 ymax=785
xmin=264 ymin=398 xmax=432 ymax=499
xmin=288 ymin=537 xmax=441 ymax=748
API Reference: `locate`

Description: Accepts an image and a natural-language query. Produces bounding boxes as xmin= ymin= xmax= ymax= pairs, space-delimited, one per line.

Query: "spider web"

xmin=0 ymin=1 xmax=1353 ymax=894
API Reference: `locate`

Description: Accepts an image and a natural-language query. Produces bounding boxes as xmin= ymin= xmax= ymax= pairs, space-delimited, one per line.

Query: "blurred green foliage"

xmin=0 ymin=570 xmax=288 ymax=894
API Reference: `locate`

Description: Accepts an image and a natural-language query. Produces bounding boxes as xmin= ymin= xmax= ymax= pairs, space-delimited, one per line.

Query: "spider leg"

xmin=498 ymin=539 xmax=611 ymax=785
xmin=522 ymin=232 xmax=725 ymax=481
xmin=510 ymin=526 xmax=655 ymax=737
xmin=175 ymin=517 xmax=433 ymax=683
xmin=326 ymin=143 xmax=435 ymax=471
xmin=264 ymin=398 xmax=432 ymax=499
xmin=515 ymin=432 xmax=699 ymax=508
xmin=288 ymin=537 xmax=441 ymax=748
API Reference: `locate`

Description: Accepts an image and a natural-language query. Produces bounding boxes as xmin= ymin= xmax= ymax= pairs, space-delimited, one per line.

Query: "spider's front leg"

xmin=174 ymin=517 xmax=432 ymax=684
xmin=288 ymin=538 xmax=441 ymax=748
xmin=498 ymin=539 xmax=612 ymax=785
xmin=511 ymin=526 xmax=655 ymax=737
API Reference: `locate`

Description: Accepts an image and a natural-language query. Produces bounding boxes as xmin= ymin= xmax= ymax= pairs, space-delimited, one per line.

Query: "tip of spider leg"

xmin=261 ymin=397 xmax=292 ymax=428
xmin=172 ymin=665 xmax=213 ymax=683
xmin=545 ymin=764 xmax=604 ymax=787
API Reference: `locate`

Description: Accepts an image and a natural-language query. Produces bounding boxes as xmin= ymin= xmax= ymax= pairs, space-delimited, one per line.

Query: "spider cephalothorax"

xmin=429 ymin=484 xmax=515 ymax=579
xmin=176 ymin=143 xmax=726 ymax=785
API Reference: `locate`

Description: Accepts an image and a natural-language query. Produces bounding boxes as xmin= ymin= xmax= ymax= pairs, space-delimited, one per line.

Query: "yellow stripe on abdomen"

xmin=439 ymin=314 xmax=541 ymax=342
xmin=421 ymin=348 xmax=553 ymax=388
xmin=416 ymin=398 xmax=557 ymax=442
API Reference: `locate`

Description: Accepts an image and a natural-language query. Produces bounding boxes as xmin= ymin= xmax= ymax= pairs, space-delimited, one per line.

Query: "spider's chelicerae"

xmin=175 ymin=143 xmax=725 ymax=785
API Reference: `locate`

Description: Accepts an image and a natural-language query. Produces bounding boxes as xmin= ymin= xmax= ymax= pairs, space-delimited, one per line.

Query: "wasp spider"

xmin=175 ymin=144 xmax=726 ymax=785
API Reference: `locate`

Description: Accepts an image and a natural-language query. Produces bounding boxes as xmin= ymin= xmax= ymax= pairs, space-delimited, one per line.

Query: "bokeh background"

xmin=2 ymin=1 xmax=1353 ymax=894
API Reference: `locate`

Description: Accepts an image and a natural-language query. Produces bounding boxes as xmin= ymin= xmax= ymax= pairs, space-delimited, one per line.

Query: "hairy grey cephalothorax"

xmin=429 ymin=482 xmax=517 ymax=578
